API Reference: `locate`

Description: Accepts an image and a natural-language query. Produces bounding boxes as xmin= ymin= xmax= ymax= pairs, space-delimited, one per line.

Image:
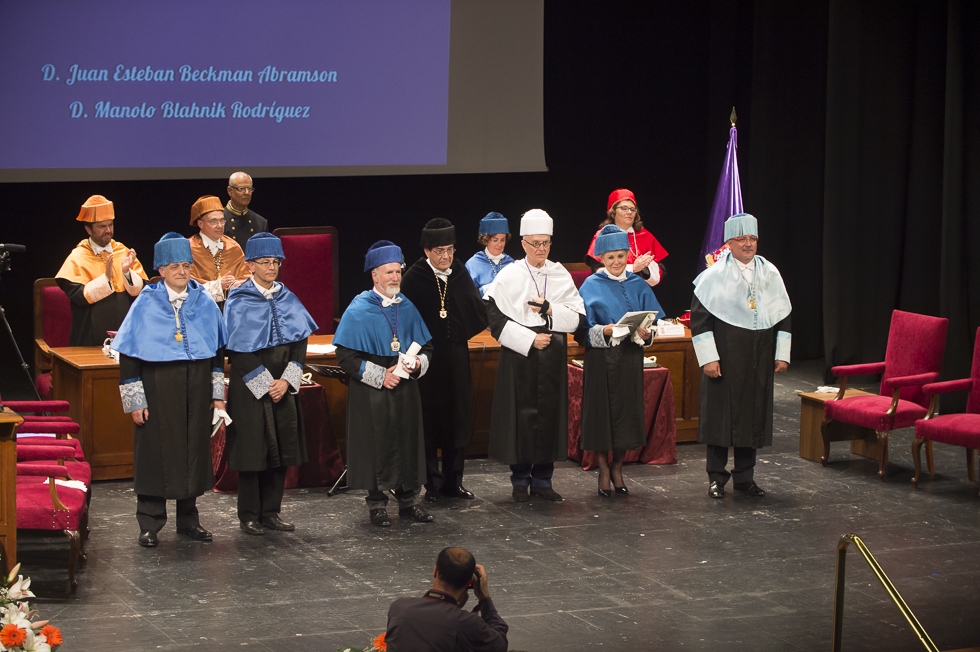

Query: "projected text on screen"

xmin=0 ymin=0 xmax=451 ymax=170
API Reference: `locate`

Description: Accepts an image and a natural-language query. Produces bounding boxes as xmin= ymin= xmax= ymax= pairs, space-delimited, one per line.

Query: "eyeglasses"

xmin=230 ymin=186 xmax=255 ymax=193
xmin=731 ymin=236 xmax=758 ymax=244
xmin=616 ymin=205 xmax=637 ymax=214
xmin=252 ymin=259 xmax=282 ymax=268
xmin=523 ymin=239 xmax=552 ymax=249
xmin=431 ymin=246 xmax=455 ymax=256
xmin=204 ymin=218 xmax=226 ymax=226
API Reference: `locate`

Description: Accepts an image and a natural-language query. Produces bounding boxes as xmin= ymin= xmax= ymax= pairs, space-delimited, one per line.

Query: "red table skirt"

xmin=567 ymin=364 xmax=677 ymax=470
xmin=211 ymin=383 xmax=345 ymax=493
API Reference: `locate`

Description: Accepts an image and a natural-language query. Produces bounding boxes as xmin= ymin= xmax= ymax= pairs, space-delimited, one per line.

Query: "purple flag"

xmin=700 ymin=124 xmax=743 ymax=269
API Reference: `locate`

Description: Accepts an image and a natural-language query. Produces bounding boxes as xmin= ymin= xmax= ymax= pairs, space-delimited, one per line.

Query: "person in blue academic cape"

xmin=577 ymin=225 xmax=664 ymax=498
xmin=333 ymin=241 xmax=435 ymax=527
xmin=691 ymin=214 xmax=791 ymax=500
xmin=465 ymin=212 xmax=515 ymax=297
xmin=113 ymin=233 xmax=227 ymax=548
xmin=223 ymin=233 xmax=317 ymax=536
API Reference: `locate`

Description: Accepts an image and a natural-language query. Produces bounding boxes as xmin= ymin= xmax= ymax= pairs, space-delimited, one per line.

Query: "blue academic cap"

xmin=364 ymin=240 xmax=402 ymax=272
xmin=723 ymin=213 xmax=758 ymax=241
xmin=479 ymin=212 xmax=509 ymax=236
xmin=594 ymin=224 xmax=630 ymax=256
xmin=153 ymin=232 xmax=192 ymax=269
xmin=244 ymin=232 xmax=285 ymax=261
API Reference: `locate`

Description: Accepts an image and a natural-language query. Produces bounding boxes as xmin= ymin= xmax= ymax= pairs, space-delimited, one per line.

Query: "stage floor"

xmin=18 ymin=360 xmax=980 ymax=651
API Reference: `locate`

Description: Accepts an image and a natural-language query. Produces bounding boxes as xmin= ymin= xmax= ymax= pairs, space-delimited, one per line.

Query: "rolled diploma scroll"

xmin=393 ymin=341 xmax=422 ymax=379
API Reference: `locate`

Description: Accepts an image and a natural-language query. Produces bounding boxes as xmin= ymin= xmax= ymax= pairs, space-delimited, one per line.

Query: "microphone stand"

xmin=0 ymin=251 xmax=44 ymax=402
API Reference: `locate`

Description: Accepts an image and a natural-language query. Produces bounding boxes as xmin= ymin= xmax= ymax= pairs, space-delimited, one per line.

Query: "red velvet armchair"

xmin=273 ymin=227 xmax=339 ymax=334
xmin=33 ymin=278 xmax=72 ymax=399
xmin=821 ymin=310 xmax=948 ymax=480
xmin=912 ymin=327 xmax=980 ymax=495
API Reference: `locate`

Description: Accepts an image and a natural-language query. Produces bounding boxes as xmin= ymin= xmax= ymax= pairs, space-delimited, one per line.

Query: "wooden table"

xmin=306 ymin=327 xmax=701 ymax=458
xmin=0 ymin=409 xmax=24 ymax=574
xmin=798 ymin=390 xmax=878 ymax=462
xmin=49 ymin=348 xmax=134 ymax=480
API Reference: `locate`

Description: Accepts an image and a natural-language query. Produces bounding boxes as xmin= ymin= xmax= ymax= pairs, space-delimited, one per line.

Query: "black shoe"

xmin=734 ymin=481 xmax=766 ymax=497
xmin=512 ymin=485 xmax=530 ymax=502
xmin=530 ymin=486 xmax=564 ymax=502
xmin=442 ymin=485 xmax=475 ymax=499
xmin=614 ymin=485 xmax=629 ymax=496
xmin=598 ymin=476 xmax=612 ymax=498
xmin=240 ymin=520 xmax=265 ymax=536
xmin=708 ymin=481 xmax=725 ymax=499
xmin=176 ymin=525 xmax=213 ymax=541
xmin=399 ymin=505 xmax=434 ymax=523
xmin=261 ymin=516 xmax=295 ymax=531
xmin=138 ymin=530 xmax=158 ymax=548
xmin=423 ymin=489 xmax=440 ymax=503
xmin=370 ymin=508 xmax=391 ymax=527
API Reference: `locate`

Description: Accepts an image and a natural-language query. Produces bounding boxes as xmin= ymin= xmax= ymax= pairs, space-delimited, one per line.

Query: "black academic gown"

xmin=486 ymin=300 xmax=570 ymax=465
xmin=399 ymin=257 xmax=488 ymax=449
xmin=119 ymin=353 xmax=221 ymax=499
xmin=224 ymin=207 xmax=268 ymax=251
xmin=691 ymin=295 xmax=791 ymax=449
xmin=336 ymin=344 xmax=433 ymax=491
xmin=57 ymin=278 xmax=136 ymax=347
xmin=226 ymin=340 xmax=308 ymax=472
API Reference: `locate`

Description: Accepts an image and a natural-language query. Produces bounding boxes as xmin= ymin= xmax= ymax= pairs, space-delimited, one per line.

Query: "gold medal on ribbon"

xmin=439 ymin=309 xmax=447 ymax=319
xmin=176 ymin=333 xmax=183 ymax=342
xmin=391 ymin=337 xmax=400 ymax=352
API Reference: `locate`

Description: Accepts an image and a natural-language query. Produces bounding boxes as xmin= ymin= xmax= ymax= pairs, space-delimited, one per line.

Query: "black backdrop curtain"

xmin=1 ymin=0 xmax=978 ymax=409
xmin=823 ymin=0 xmax=980 ymax=409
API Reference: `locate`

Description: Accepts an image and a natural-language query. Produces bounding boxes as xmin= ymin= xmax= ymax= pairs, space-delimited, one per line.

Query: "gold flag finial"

xmin=730 ymin=107 xmax=737 ymax=127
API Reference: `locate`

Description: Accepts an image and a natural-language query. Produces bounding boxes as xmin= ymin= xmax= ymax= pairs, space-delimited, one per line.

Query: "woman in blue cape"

xmin=465 ymin=212 xmax=515 ymax=297
xmin=577 ymin=225 xmax=664 ymax=498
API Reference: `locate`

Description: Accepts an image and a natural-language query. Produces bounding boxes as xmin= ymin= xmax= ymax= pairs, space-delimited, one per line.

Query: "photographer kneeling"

xmin=386 ymin=547 xmax=508 ymax=651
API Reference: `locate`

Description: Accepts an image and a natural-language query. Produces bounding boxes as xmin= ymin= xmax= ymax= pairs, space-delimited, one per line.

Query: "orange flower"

xmin=372 ymin=632 xmax=387 ymax=651
xmin=0 ymin=623 xmax=27 ymax=647
xmin=40 ymin=624 xmax=64 ymax=645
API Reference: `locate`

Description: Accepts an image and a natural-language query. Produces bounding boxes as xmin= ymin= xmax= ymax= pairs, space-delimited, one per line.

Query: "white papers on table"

xmin=307 ymin=344 xmax=337 ymax=354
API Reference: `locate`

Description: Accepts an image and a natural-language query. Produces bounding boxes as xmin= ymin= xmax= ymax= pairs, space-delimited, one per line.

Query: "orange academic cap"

xmin=76 ymin=195 xmax=114 ymax=222
xmin=190 ymin=195 xmax=224 ymax=225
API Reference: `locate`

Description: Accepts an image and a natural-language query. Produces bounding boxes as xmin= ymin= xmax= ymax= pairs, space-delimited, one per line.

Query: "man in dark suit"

xmin=385 ymin=547 xmax=508 ymax=652
xmin=224 ymin=171 xmax=269 ymax=249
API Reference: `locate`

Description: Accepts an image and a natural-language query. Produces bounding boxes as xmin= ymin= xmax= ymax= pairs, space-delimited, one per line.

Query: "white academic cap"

xmin=520 ymin=209 xmax=553 ymax=236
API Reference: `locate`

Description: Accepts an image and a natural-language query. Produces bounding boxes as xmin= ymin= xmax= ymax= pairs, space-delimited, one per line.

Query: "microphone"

xmin=0 ymin=243 xmax=26 ymax=254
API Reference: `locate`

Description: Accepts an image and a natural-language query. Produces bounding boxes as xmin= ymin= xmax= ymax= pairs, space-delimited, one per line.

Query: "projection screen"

xmin=0 ymin=0 xmax=545 ymax=182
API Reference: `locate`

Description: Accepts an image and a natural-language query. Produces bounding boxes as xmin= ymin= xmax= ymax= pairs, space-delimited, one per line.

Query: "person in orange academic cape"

xmin=55 ymin=195 xmax=148 ymax=346
xmin=187 ymin=195 xmax=250 ymax=306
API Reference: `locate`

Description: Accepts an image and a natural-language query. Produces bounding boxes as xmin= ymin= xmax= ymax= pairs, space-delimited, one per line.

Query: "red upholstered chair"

xmin=16 ymin=463 xmax=88 ymax=591
xmin=33 ymin=278 xmax=72 ymax=399
xmin=561 ymin=262 xmax=592 ymax=289
xmin=273 ymin=227 xmax=339 ymax=334
xmin=911 ymin=327 xmax=980 ymax=495
xmin=1 ymin=396 xmax=84 ymax=461
xmin=821 ymin=310 xmax=948 ymax=480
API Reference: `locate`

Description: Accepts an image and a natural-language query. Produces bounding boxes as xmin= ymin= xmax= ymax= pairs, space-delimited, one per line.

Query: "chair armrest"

xmin=922 ymin=378 xmax=973 ymax=395
xmin=832 ymin=362 xmax=886 ymax=377
xmin=16 ymin=444 xmax=77 ymax=462
xmin=3 ymin=400 xmax=71 ymax=413
xmin=35 ymin=338 xmax=52 ymax=355
xmin=16 ymin=463 xmax=70 ymax=478
xmin=884 ymin=372 xmax=939 ymax=390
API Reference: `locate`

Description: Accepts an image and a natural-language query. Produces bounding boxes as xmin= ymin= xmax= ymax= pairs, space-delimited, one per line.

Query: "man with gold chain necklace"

xmin=333 ymin=241 xmax=435 ymax=527
xmin=56 ymin=195 xmax=148 ymax=346
xmin=187 ymin=195 xmax=250 ymax=306
xmin=112 ymin=233 xmax=226 ymax=547
xmin=400 ymin=219 xmax=488 ymax=503
xmin=690 ymin=213 xmax=792 ymax=500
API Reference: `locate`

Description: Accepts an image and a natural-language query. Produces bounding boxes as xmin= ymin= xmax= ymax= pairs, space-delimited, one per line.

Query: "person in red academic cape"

xmin=585 ymin=188 xmax=668 ymax=289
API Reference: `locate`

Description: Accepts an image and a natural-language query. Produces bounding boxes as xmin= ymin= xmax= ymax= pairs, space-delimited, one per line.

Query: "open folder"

xmin=611 ymin=310 xmax=659 ymax=341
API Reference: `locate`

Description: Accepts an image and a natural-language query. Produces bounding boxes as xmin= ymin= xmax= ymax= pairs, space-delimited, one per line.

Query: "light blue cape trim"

xmin=692 ymin=255 xmax=791 ymax=331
